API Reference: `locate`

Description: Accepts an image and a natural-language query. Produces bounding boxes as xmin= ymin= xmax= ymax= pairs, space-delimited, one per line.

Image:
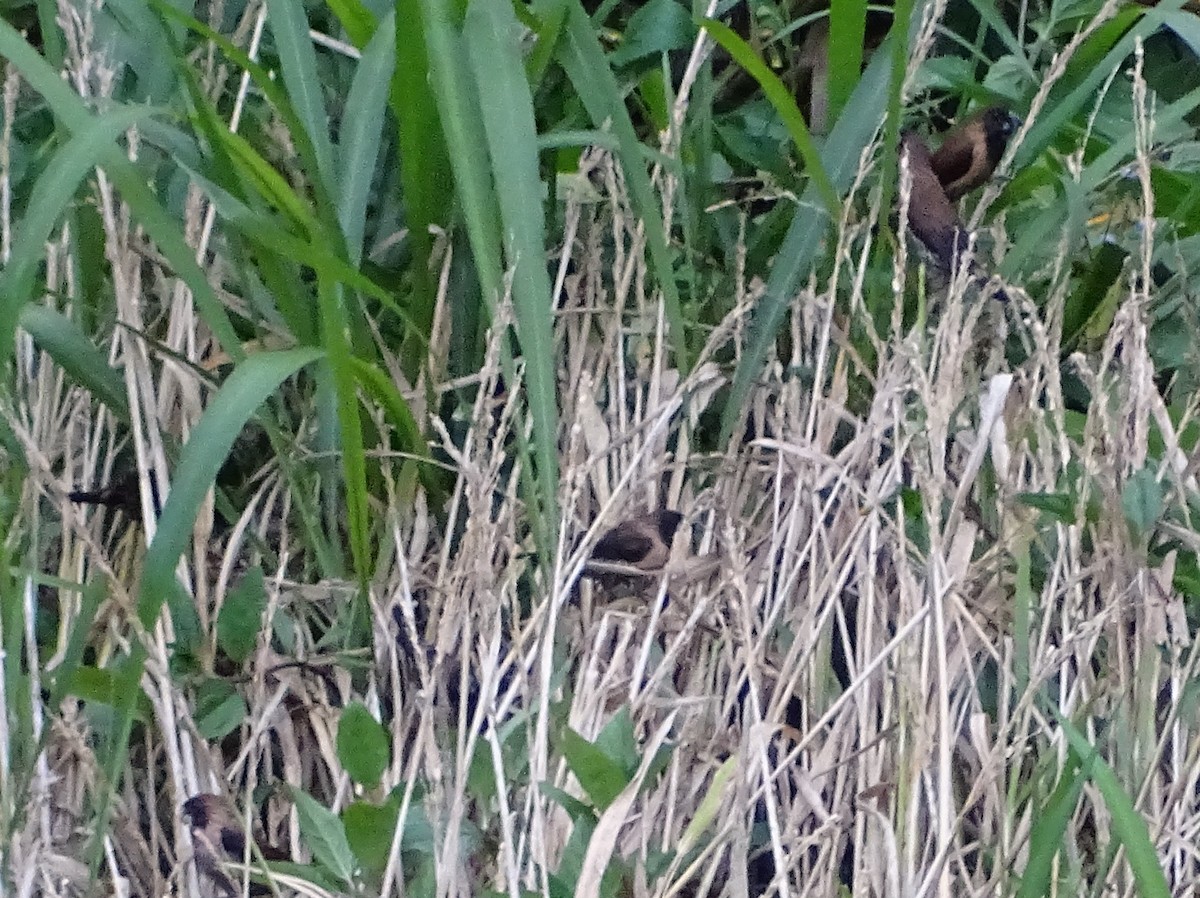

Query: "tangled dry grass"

xmin=5 ymin=4 xmax=1200 ymax=898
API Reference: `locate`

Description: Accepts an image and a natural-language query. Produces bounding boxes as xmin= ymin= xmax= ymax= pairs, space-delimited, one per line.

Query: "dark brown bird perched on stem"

xmin=583 ymin=509 xmax=684 ymax=597
xmin=900 ymin=107 xmax=1020 ymax=272
xmin=930 ymin=106 xmax=1020 ymax=202
xmin=181 ymin=794 xmax=289 ymax=897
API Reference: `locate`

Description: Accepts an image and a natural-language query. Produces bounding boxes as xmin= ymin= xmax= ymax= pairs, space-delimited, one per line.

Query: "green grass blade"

xmin=718 ymin=35 xmax=892 ymax=444
xmin=138 ymin=347 xmax=323 ymax=626
xmin=394 ymin=0 xmax=453 ymax=355
xmin=558 ymin=2 xmax=690 ymax=370
xmin=101 ymin=164 xmax=244 ymax=362
xmin=264 ymin=0 xmax=336 ymax=190
xmin=464 ymin=0 xmax=560 ymax=532
xmin=346 ymin=356 xmax=428 ymax=461
xmin=316 ymin=279 xmax=371 ymax=588
xmin=0 ymin=17 xmax=243 ymax=369
xmin=700 ymin=18 xmax=838 ymax=219
xmin=827 ymin=0 xmax=866 ymax=125
xmin=1 ymin=103 xmax=157 ymax=367
xmin=1056 ymin=715 xmax=1171 ymax=898
xmin=417 ymin=0 xmax=503 ymax=306
xmin=18 ymin=306 xmax=129 ymax=421
xmin=1014 ymin=749 xmax=1088 ymax=898
xmin=339 ymin=10 xmax=397 ymax=267
xmin=147 ymin=0 xmax=343 ymax=240
xmin=348 ymin=356 xmax=443 ymax=501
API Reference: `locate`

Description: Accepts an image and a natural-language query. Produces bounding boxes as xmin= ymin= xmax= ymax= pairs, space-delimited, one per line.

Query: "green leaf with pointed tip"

xmin=194 ymin=679 xmax=247 ymax=740
xmin=343 ymin=797 xmax=400 ymax=877
xmin=291 ymin=788 xmax=358 ymax=887
xmin=608 ymin=0 xmax=695 ymax=68
xmin=560 ymin=727 xmax=630 ymax=811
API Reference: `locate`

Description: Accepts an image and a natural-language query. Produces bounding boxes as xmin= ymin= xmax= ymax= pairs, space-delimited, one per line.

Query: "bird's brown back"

xmin=929 ymin=106 xmax=1019 ymax=202
xmin=901 ymin=131 xmax=969 ymax=270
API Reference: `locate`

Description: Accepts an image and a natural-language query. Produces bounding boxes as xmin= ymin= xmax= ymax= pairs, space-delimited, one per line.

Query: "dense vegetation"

xmin=4 ymin=0 xmax=1200 ymax=895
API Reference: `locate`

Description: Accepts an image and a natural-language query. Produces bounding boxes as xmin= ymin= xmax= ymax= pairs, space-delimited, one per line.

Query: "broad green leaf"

xmin=194 ymin=679 xmax=247 ymax=740
xmin=217 ymin=567 xmax=267 ymax=664
xmin=291 ymin=788 xmax=359 ymax=887
xmin=337 ymin=703 xmax=391 ymax=789
xmin=343 ymin=797 xmax=400 ymax=877
xmin=1122 ymin=466 xmax=1163 ymax=539
xmin=328 ymin=0 xmax=377 ymax=46
xmin=560 ymin=727 xmax=631 ymax=811
xmin=608 ymin=0 xmax=695 ymax=68
xmin=394 ymin=0 xmax=451 ymax=357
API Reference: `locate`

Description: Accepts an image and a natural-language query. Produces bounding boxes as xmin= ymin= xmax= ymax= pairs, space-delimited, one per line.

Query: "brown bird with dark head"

xmin=591 ymin=510 xmax=683 ymax=571
xmin=584 ymin=509 xmax=684 ymax=596
xmin=899 ymin=106 xmax=1020 ymax=271
xmin=181 ymin=793 xmax=289 ymax=897
xmin=930 ymin=106 xmax=1020 ymax=202
xmin=900 ymin=130 xmax=970 ymax=271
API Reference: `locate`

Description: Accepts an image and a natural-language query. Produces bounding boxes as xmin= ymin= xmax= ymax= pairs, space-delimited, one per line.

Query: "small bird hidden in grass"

xmin=68 ymin=466 xmax=160 ymax=517
xmin=181 ymin=793 xmax=288 ymax=897
xmin=900 ymin=106 xmax=1019 ymax=283
xmin=584 ymin=509 xmax=685 ymax=597
xmin=929 ymin=106 xmax=1020 ymax=202
xmin=901 ymin=130 xmax=970 ymax=272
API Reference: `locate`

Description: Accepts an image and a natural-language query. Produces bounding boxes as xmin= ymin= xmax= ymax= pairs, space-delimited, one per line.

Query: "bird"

xmin=583 ymin=509 xmax=685 ymax=599
xmin=589 ymin=509 xmax=683 ymax=574
xmin=68 ymin=466 xmax=160 ymax=517
xmin=929 ymin=106 xmax=1021 ymax=202
xmin=900 ymin=130 xmax=970 ymax=271
xmin=181 ymin=793 xmax=288 ymax=897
